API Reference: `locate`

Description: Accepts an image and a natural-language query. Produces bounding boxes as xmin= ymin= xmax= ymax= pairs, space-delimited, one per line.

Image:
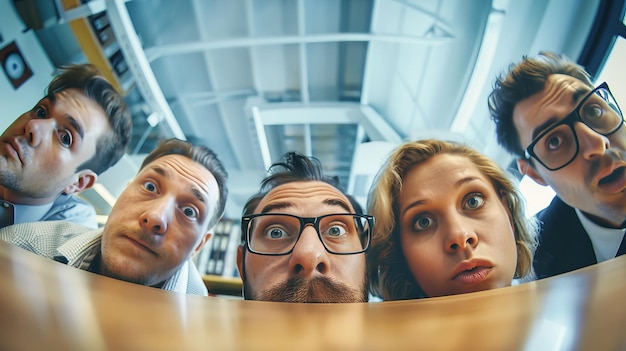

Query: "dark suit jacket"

xmin=534 ymin=196 xmax=626 ymax=279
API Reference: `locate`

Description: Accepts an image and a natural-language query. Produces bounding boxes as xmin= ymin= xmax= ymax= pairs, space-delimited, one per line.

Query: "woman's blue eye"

xmin=413 ymin=216 xmax=432 ymax=231
xmin=465 ymin=194 xmax=485 ymax=210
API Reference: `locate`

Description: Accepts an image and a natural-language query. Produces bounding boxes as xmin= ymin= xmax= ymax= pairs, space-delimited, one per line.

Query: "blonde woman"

xmin=367 ymin=139 xmax=537 ymax=300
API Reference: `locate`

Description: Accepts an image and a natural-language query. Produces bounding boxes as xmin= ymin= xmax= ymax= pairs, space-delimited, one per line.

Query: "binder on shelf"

xmin=61 ymin=0 xmax=133 ymax=95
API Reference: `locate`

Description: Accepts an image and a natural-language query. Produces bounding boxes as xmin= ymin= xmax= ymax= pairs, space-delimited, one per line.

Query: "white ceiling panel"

xmin=25 ymin=0 xmax=601 ymax=217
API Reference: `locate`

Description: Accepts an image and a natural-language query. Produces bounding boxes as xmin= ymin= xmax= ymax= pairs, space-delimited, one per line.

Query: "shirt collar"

xmin=13 ymin=202 xmax=54 ymax=224
xmin=575 ymin=208 xmax=625 ymax=262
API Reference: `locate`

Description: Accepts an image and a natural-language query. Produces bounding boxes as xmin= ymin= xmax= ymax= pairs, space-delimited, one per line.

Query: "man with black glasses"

xmin=236 ymin=152 xmax=372 ymax=302
xmin=489 ymin=51 xmax=626 ymax=278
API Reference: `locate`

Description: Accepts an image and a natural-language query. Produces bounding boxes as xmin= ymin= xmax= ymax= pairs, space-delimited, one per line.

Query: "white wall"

xmin=0 ymin=0 xmax=55 ymax=132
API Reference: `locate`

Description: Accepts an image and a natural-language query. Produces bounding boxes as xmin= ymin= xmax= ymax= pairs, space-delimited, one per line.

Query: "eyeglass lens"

xmin=531 ymin=85 xmax=623 ymax=170
xmin=247 ymin=214 xmax=370 ymax=254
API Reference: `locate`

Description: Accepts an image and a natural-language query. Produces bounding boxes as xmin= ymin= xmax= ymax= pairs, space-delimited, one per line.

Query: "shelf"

xmin=60 ymin=0 xmax=133 ymax=95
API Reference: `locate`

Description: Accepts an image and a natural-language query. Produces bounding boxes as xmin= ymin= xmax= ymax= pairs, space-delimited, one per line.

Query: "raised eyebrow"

xmin=400 ymin=176 xmax=483 ymax=217
xmin=259 ymin=198 xmax=351 ymax=214
xmin=191 ymin=188 xmax=207 ymax=204
xmin=456 ymin=175 xmax=481 ymax=188
xmin=572 ymin=87 xmax=590 ymax=105
xmin=65 ymin=115 xmax=85 ymax=140
xmin=530 ymin=87 xmax=591 ymax=141
xmin=531 ymin=117 xmax=560 ymax=141
xmin=151 ymin=166 xmax=168 ymax=177
xmin=260 ymin=202 xmax=291 ymax=214
xmin=401 ymin=199 xmax=425 ymax=218
xmin=323 ymin=198 xmax=352 ymax=213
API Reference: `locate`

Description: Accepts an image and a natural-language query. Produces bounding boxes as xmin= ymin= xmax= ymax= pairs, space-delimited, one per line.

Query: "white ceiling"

xmin=30 ymin=0 xmax=601 ymax=218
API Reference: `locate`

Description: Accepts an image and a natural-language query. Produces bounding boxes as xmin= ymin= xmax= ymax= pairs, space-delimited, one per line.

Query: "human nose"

xmin=288 ymin=224 xmax=330 ymax=279
xmin=139 ymin=197 xmax=173 ymax=235
xmin=576 ymin=122 xmax=610 ymax=160
xmin=24 ymin=118 xmax=54 ymax=147
xmin=444 ymin=218 xmax=478 ymax=253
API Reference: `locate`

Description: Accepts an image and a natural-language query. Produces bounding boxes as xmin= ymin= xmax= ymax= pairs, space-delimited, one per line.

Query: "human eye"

xmin=33 ymin=105 xmax=47 ymax=118
xmin=463 ymin=193 xmax=485 ymax=210
xmin=411 ymin=215 xmax=433 ymax=232
xmin=542 ymin=129 xmax=568 ymax=152
xmin=57 ymin=129 xmax=73 ymax=147
xmin=580 ymin=102 xmax=604 ymax=123
xmin=323 ymin=224 xmax=348 ymax=237
xmin=143 ymin=180 xmax=157 ymax=192
xmin=182 ymin=206 xmax=198 ymax=219
xmin=265 ymin=226 xmax=289 ymax=239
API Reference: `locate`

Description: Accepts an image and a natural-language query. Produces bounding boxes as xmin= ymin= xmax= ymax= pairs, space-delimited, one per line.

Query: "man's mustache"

xmin=258 ymin=276 xmax=367 ymax=303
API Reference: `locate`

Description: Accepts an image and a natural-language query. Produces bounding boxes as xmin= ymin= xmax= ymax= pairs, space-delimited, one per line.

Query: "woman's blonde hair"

xmin=366 ymin=139 xmax=537 ymax=300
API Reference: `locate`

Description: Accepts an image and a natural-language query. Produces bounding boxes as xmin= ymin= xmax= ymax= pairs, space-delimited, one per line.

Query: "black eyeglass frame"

xmin=523 ymin=82 xmax=624 ymax=171
xmin=242 ymin=213 xmax=374 ymax=256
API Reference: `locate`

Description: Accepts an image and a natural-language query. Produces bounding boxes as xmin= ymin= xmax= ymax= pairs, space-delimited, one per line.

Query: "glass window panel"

xmin=595 ymin=36 xmax=626 ymax=108
xmin=519 ymin=176 xmax=555 ymax=217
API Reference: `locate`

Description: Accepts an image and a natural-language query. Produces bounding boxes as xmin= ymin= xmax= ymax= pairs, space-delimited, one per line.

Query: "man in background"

xmin=0 ymin=64 xmax=132 ymax=229
xmin=0 ymin=138 xmax=228 ymax=295
xmin=237 ymin=152 xmax=372 ymax=302
xmin=488 ymin=51 xmax=626 ymax=278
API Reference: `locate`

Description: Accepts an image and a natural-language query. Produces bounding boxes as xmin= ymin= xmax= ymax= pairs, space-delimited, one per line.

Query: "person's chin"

xmin=101 ymin=254 xmax=151 ymax=286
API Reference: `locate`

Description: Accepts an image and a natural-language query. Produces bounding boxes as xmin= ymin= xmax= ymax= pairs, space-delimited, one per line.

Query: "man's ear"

xmin=236 ymin=246 xmax=244 ymax=282
xmin=63 ymin=170 xmax=97 ymax=194
xmin=193 ymin=233 xmax=212 ymax=255
xmin=516 ymin=158 xmax=547 ymax=186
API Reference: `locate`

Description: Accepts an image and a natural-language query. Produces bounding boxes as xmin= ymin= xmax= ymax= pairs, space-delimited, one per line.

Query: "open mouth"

xmin=599 ymin=166 xmax=626 ymax=185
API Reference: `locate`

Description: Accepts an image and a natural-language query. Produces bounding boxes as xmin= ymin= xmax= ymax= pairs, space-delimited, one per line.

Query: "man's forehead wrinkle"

xmin=144 ymin=156 xmax=219 ymax=207
xmin=523 ymin=77 xmax=589 ymax=142
xmin=162 ymin=158 xmax=212 ymax=193
xmin=257 ymin=182 xmax=352 ymax=215
xmin=550 ymin=76 xmax=589 ymax=105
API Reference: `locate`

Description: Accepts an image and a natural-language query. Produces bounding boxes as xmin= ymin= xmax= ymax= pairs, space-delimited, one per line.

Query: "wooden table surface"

xmin=0 ymin=240 xmax=624 ymax=351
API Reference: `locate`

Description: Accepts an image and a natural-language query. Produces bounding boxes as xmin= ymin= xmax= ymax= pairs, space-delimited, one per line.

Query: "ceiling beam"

xmin=106 ymin=0 xmax=186 ymax=140
xmin=144 ymin=33 xmax=454 ymax=62
xmin=251 ymin=102 xmax=401 ymax=144
xmin=449 ymin=0 xmax=510 ymax=133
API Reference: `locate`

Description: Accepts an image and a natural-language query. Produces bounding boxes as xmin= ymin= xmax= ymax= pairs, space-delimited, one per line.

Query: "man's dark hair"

xmin=141 ymin=138 xmax=229 ymax=229
xmin=47 ymin=64 xmax=132 ymax=175
xmin=488 ymin=51 xmax=593 ymax=157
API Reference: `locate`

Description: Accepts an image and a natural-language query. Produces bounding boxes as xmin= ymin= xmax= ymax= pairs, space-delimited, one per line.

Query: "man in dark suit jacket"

xmin=488 ymin=52 xmax=626 ymax=278
xmin=534 ymin=197 xmax=626 ymax=278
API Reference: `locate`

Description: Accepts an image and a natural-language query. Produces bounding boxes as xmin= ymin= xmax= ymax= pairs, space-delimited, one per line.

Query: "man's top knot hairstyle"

xmin=259 ymin=152 xmax=340 ymax=193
